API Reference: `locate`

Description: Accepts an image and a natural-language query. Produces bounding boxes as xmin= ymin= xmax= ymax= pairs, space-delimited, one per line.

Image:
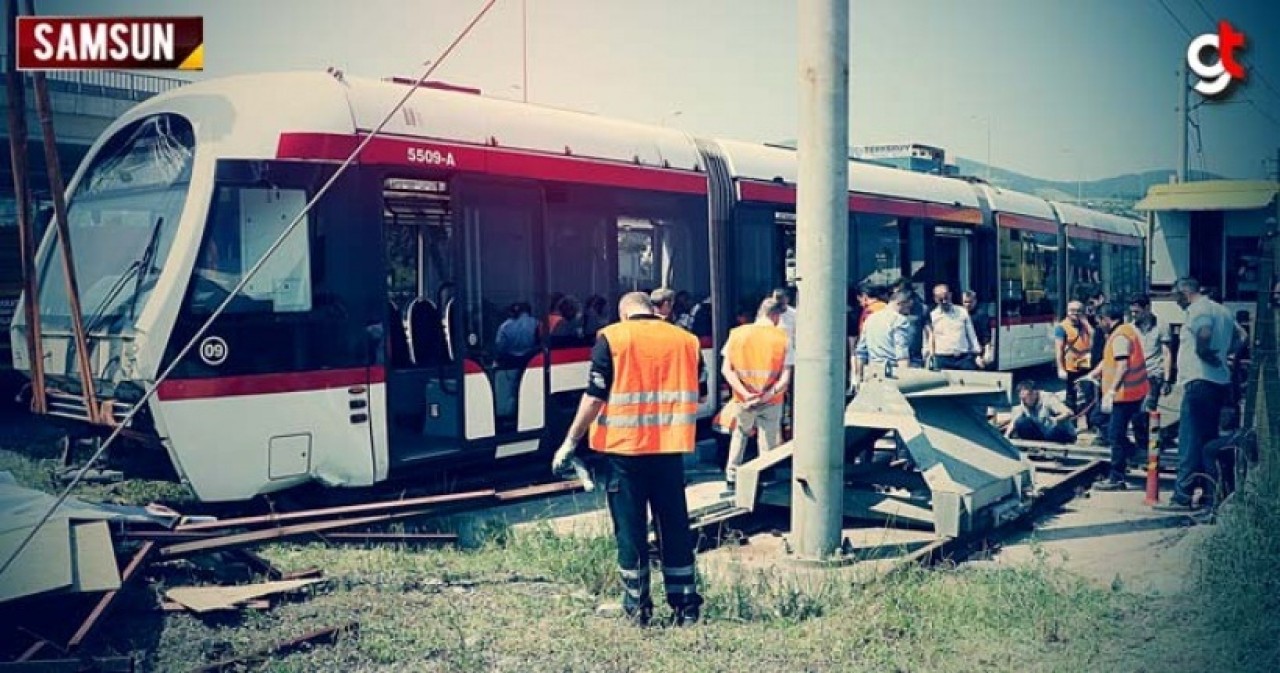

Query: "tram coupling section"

xmin=732 ymin=367 xmax=1035 ymax=538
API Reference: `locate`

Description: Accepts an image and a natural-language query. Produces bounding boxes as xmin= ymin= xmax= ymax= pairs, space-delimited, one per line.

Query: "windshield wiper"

xmin=82 ymin=216 xmax=164 ymax=333
xmin=126 ymin=216 xmax=164 ymax=321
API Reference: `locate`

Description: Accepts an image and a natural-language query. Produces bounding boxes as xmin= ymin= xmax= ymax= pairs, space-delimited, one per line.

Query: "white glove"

xmin=551 ymin=439 xmax=577 ymax=475
xmin=552 ymin=439 xmax=595 ymax=492
xmin=1057 ymin=368 xmax=1068 ymax=381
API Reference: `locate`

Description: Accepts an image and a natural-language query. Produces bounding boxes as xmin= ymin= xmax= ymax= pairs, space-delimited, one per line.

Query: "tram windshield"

xmin=36 ymin=113 xmax=194 ymax=333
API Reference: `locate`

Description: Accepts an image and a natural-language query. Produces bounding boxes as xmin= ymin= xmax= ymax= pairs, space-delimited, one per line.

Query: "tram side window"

xmin=1108 ymin=243 xmax=1142 ymax=303
xmin=1068 ymin=237 xmax=1102 ymax=303
xmin=545 ymin=202 xmax=613 ymax=339
xmin=617 ymin=218 xmax=658 ymax=293
xmin=998 ymin=227 xmax=1057 ymax=318
xmin=853 ymin=213 xmax=903 ymax=289
xmin=730 ymin=205 xmax=783 ymax=323
xmin=191 ymin=187 xmax=312 ymax=315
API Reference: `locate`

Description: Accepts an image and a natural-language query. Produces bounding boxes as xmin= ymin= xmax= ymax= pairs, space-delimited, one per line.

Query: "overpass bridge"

xmin=1 ymin=58 xmax=187 ymax=385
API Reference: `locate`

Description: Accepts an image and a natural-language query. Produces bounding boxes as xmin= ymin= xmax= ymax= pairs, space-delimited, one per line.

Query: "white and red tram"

xmin=10 ymin=72 xmax=1144 ymax=502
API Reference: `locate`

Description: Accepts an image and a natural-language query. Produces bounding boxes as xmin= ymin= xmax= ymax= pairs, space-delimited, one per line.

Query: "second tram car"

xmin=10 ymin=72 xmax=1144 ymax=501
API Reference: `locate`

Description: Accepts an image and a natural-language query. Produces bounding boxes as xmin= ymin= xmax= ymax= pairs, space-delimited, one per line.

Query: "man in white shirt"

xmin=924 ymin=284 xmax=980 ymax=370
xmin=1005 ymin=380 xmax=1077 ymax=444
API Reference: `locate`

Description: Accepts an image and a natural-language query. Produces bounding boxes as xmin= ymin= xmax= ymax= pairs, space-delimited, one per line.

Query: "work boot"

xmin=668 ymin=594 xmax=703 ymax=627
xmin=672 ymin=604 xmax=701 ymax=627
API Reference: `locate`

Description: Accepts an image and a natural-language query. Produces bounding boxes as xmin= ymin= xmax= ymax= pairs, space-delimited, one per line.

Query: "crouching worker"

xmin=721 ymin=297 xmax=791 ymax=494
xmin=551 ymin=291 xmax=704 ymax=626
xmin=1005 ymin=380 xmax=1077 ymax=444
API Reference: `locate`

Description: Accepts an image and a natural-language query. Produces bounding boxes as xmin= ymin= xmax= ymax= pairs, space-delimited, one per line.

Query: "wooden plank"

xmin=160 ymin=508 xmax=436 ymax=558
xmin=69 ymin=521 xmax=121 ymax=593
xmin=165 ymin=579 xmax=322 ymax=613
xmin=0 ymin=518 xmax=73 ymax=603
xmin=176 ymin=489 xmax=496 ymax=532
xmin=66 ymin=542 xmax=155 ymax=651
xmin=161 ymin=599 xmax=270 ymax=613
xmin=188 ymin=622 xmax=357 ymax=673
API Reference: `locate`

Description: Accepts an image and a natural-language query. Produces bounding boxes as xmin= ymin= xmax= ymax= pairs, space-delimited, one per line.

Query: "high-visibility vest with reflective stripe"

xmin=1059 ymin=319 xmax=1092 ymax=372
xmin=1102 ymin=323 xmax=1150 ymax=403
xmin=726 ymin=323 xmax=788 ymax=405
xmin=590 ymin=319 xmax=701 ymax=455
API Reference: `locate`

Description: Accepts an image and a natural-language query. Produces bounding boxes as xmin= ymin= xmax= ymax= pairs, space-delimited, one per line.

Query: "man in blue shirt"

xmin=854 ymin=289 xmax=913 ymax=381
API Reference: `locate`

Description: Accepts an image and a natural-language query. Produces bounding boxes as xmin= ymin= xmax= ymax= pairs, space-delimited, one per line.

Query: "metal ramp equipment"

xmin=733 ymin=367 xmax=1035 ymax=538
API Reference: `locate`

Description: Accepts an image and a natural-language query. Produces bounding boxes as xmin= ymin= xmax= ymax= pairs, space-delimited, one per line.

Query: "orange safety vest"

xmin=726 ymin=323 xmax=788 ymax=405
xmin=589 ymin=319 xmax=701 ymax=455
xmin=1059 ymin=318 xmax=1092 ymax=372
xmin=1102 ymin=323 xmax=1150 ymax=403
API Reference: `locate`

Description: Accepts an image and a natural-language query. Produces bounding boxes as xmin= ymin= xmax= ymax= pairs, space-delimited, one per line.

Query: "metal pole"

xmin=1177 ymin=65 xmax=1190 ymax=182
xmin=792 ymin=0 xmax=848 ymax=561
xmin=22 ymin=0 xmax=101 ymax=423
xmin=521 ymin=0 xmax=528 ymax=103
xmin=985 ymin=119 xmax=991 ymax=181
xmin=4 ymin=0 xmax=46 ymax=414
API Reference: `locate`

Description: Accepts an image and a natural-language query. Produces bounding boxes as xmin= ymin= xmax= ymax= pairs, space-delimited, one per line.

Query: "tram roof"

xmin=977 ymin=184 xmax=1058 ymax=221
xmin=1051 ymin=201 xmax=1143 ymax=238
xmin=715 ymin=138 xmax=982 ymax=208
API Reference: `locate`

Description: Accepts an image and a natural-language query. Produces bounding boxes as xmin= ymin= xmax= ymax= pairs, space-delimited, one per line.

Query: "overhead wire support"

xmin=0 ymin=0 xmax=501 ymax=583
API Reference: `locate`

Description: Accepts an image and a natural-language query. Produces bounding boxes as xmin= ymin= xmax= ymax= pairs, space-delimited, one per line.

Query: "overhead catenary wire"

xmin=0 ymin=0 xmax=501 ymax=583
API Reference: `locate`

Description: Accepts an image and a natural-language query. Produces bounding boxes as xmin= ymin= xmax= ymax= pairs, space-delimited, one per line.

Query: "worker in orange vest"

xmin=1054 ymin=300 xmax=1094 ymax=414
xmin=552 ymin=291 xmax=705 ymax=627
xmin=1087 ymin=303 xmax=1150 ymax=490
xmin=720 ymin=297 xmax=791 ymax=493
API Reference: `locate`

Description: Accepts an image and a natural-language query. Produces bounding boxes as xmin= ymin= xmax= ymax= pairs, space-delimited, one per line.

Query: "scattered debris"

xmin=164 ymin=578 xmax=323 ymax=614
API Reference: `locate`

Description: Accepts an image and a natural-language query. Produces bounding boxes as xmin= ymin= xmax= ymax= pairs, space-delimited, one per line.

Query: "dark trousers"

xmin=935 ymin=353 xmax=978 ymax=371
xmin=1011 ymin=416 xmax=1077 ymax=444
xmin=1174 ymin=380 xmax=1230 ymax=505
xmin=1107 ymin=399 xmax=1143 ymax=481
xmin=600 ymin=453 xmax=702 ymax=617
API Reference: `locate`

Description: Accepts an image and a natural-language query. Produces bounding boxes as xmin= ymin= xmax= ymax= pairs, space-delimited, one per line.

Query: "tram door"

xmin=933 ymin=231 xmax=969 ymax=295
xmin=457 ymin=180 xmax=547 ymax=456
xmin=908 ymin=220 xmax=970 ymax=296
xmin=381 ymin=177 xmax=466 ymax=465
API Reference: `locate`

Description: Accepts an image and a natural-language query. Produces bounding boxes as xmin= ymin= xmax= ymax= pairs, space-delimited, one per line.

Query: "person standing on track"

xmin=552 ymin=292 xmax=705 ymax=626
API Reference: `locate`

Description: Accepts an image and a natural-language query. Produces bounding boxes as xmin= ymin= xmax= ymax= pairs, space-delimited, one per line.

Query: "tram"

xmin=9 ymin=72 xmax=1144 ymax=502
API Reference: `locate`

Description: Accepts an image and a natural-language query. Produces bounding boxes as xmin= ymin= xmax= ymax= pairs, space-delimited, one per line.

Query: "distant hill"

xmin=951 ymin=158 xmax=1222 ymax=204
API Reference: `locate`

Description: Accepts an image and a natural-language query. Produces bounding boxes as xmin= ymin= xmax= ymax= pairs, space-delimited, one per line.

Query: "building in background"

xmin=1138 ymin=179 xmax=1280 ymax=326
xmin=849 ymin=143 xmax=947 ymax=175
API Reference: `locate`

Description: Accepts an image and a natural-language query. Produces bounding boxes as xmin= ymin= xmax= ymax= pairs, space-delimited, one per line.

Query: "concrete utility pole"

xmin=791 ymin=0 xmax=848 ymax=561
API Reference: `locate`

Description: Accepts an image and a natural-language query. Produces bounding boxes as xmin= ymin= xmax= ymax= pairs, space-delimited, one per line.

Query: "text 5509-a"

xmin=406 ymin=147 xmax=457 ymax=167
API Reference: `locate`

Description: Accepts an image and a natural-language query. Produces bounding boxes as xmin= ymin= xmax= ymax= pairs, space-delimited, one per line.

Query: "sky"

xmin=7 ymin=0 xmax=1279 ymax=182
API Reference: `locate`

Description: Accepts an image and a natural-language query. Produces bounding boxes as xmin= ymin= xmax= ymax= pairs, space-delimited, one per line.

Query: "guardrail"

xmin=1 ymin=54 xmax=188 ymax=101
